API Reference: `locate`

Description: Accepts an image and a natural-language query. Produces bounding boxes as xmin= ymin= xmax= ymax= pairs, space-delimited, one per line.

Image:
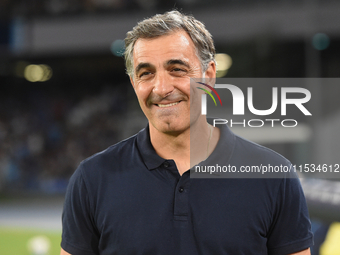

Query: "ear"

xmin=204 ymin=61 xmax=216 ymax=87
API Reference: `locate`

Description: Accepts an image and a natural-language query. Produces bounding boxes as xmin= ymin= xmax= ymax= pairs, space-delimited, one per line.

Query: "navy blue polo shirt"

xmin=61 ymin=122 xmax=313 ymax=255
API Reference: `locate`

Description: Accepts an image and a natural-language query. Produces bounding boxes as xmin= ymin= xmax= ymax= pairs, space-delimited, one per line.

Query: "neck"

xmin=149 ymin=117 xmax=219 ymax=175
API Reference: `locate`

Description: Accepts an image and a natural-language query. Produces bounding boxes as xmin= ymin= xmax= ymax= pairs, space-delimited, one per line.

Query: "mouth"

xmin=156 ymin=101 xmax=181 ymax=108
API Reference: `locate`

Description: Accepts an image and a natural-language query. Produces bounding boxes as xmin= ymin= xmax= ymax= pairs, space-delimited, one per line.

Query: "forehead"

xmin=132 ymin=30 xmax=199 ymax=66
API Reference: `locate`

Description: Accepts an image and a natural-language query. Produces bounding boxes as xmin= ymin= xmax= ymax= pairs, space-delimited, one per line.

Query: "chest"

xmin=93 ymin=178 xmax=275 ymax=255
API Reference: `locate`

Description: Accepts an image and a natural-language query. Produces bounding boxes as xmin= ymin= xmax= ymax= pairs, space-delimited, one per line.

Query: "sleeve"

xmin=267 ymin=177 xmax=314 ymax=255
xmin=61 ymin=163 xmax=100 ymax=255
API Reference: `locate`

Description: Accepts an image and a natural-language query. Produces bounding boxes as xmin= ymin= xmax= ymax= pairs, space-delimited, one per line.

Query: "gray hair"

xmin=124 ymin=10 xmax=216 ymax=77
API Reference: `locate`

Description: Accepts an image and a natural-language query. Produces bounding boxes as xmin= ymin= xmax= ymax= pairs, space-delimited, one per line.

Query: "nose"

xmin=152 ymin=71 xmax=175 ymax=98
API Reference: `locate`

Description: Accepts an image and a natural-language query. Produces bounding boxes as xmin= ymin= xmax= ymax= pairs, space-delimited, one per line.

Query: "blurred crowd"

xmin=0 ymin=0 xmax=187 ymax=18
xmin=0 ymin=86 xmax=128 ymax=194
xmin=1 ymin=0 xmax=313 ymax=19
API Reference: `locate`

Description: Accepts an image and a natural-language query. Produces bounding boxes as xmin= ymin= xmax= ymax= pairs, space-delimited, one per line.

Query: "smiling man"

xmin=129 ymin=28 xmax=217 ymax=174
xmin=60 ymin=11 xmax=313 ymax=255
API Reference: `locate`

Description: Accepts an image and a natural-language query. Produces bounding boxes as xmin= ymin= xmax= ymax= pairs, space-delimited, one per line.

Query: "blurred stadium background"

xmin=0 ymin=0 xmax=340 ymax=254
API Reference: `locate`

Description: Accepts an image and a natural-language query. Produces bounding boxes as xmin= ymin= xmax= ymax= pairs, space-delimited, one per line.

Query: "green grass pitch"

xmin=0 ymin=228 xmax=61 ymax=255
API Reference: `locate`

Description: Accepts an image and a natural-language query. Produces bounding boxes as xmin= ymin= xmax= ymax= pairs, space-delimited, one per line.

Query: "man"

xmin=60 ymin=11 xmax=313 ymax=255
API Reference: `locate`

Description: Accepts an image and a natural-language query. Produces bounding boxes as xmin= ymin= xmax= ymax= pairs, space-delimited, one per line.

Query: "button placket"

xmin=173 ymin=174 xmax=190 ymax=221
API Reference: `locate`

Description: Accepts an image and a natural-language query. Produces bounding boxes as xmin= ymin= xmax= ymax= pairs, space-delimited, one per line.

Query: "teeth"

xmin=157 ymin=102 xmax=179 ymax=108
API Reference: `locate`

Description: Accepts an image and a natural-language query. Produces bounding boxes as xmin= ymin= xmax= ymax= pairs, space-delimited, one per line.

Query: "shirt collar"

xmin=204 ymin=117 xmax=236 ymax=166
xmin=136 ymin=118 xmax=236 ymax=171
xmin=136 ymin=124 xmax=166 ymax=170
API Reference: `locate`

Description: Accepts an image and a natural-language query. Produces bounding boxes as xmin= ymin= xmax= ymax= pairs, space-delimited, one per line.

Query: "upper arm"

xmin=267 ymin=177 xmax=313 ymax=254
xmin=61 ymin=164 xmax=99 ymax=254
xmin=289 ymin=247 xmax=311 ymax=255
xmin=60 ymin=248 xmax=72 ymax=255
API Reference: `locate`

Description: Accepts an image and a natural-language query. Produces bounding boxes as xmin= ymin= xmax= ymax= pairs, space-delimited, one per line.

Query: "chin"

xmin=153 ymin=120 xmax=189 ymax=135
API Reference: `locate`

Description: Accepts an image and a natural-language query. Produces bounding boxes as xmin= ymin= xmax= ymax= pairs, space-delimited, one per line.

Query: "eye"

xmin=139 ymin=71 xmax=152 ymax=78
xmin=170 ymin=67 xmax=187 ymax=76
xmin=170 ymin=67 xmax=187 ymax=77
xmin=173 ymin=68 xmax=185 ymax=72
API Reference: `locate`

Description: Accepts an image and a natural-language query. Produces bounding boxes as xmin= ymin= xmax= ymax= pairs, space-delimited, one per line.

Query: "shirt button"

xmin=179 ymin=187 xmax=184 ymax=193
xmin=163 ymin=161 xmax=169 ymax=168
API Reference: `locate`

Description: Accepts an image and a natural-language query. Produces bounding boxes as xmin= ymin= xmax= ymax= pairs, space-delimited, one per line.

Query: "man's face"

xmin=130 ymin=30 xmax=214 ymax=134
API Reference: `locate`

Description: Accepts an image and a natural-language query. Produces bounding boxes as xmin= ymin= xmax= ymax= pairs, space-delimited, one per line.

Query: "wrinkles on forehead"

xmin=132 ymin=31 xmax=202 ymax=77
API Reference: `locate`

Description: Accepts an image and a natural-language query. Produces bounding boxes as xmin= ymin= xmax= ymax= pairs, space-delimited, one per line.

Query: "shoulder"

xmin=232 ymin=134 xmax=304 ymax=197
xmin=233 ymin=133 xmax=292 ymax=166
xmin=82 ymin=133 xmax=138 ymax=169
xmin=70 ymin=132 xmax=141 ymax=188
xmin=223 ymin=129 xmax=298 ymax=179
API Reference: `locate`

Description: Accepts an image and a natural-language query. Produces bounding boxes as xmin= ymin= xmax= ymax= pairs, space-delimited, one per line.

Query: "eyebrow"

xmin=135 ymin=63 xmax=154 ymax=75
xmin=135 ymin=59 xmax=191 ymax=75
xmin=166 ymin=59 xmax=190 ymax=68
